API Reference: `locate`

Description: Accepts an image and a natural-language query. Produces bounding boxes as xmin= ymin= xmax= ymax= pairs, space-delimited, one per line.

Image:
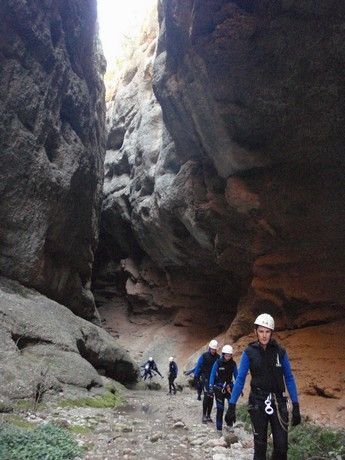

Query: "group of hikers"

xmin=140 ymin=356 xmax=178 ymax=395
xmin=140 ymin=313 xmax=301 ymax=460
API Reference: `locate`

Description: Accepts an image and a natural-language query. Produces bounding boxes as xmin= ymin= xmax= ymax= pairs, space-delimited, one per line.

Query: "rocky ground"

xmin=1 ymin=386 xmax=254 ymax=460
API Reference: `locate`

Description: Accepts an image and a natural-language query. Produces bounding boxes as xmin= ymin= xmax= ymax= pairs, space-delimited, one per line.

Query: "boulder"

xmin=0 ymin=277 xmax=139 ymax=401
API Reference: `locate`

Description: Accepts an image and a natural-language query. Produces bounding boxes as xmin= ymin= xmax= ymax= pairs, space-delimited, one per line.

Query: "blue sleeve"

xmin=193 ymin=355 xmax=204 ymax=378
xmin=209 ymin=360 xmax=219 ymax=387
xmin=282 ymin=352 xmax=299 ymax=403
xmin=233 ymin=362 xmax=238 ymax=381
xmin=230 ymin=352 xmax=250 ymax=403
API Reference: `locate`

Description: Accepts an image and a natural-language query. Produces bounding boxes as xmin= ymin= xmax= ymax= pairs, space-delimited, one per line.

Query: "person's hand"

xmin=292 ymin=403 xmax=301 ymax=426
xmin=183 ymin=370 xmax=188 ymax=376
xmin=225 ymin=403 xmax=236 ymax=425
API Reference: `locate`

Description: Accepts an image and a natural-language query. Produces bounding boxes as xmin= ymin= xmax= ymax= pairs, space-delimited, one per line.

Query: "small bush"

xmin=288 ymin=423 xmax=345 ymax=459
xmin=236 ymin=403 xmax=252 ymax=431
xmin=0 ymin=422 xmax=82 ymax=459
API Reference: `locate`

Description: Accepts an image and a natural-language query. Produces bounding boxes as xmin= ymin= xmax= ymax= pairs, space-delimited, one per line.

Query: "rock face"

xmin=0 ymin=277 xmax=138 ymax=401
xmin=97 ymin=1 xmax=345 ymax=339
xmin=0 ymin=0 xmax=106 ymax=318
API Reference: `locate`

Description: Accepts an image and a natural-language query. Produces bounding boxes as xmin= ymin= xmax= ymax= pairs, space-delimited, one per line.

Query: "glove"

xmin=292 ymin=402 xmax=301 ymax=426
xmin=225 ymin=403 xmax=236 ymax=426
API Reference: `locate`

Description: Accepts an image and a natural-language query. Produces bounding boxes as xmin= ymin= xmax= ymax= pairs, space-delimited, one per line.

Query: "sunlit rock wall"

xmin=0 ymin=0 xmax=106 ymax=318
xmin=99 ymin=0 xmax=345 ymax=337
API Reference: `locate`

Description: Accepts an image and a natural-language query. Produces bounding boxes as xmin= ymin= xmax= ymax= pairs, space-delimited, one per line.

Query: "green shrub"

xmin=58 ymin=390 xmax=123 ymax=409
xmin=236 ymin=403 xmax=252 ymax=431
xmin=288 ymin=423 xmax=345 ymax=460
xmin=0 ymin=422 xmax=82 ymax=460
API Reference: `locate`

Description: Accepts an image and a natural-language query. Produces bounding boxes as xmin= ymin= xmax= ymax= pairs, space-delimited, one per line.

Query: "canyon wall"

xmin=0 ymin=0 xmax=106 ymax=318
xmin=100 ymin=0 xmax=345 ymax=338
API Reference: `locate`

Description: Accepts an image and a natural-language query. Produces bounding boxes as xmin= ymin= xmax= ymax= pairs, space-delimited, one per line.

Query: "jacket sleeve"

xmin=229 ymin=352 xmax=249 ymax=403
xmin=282 ymin=352 xmax=299 ymax=403
xmin=209 ymin=360 xmax=219 ymax=387
xmin=233 ymin=362 xmax=238 ymax=381
xmin=193 ymin=355 xmax=204 ymax=379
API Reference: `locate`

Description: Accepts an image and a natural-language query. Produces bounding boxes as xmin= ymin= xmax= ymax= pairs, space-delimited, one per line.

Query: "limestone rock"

xmin=0 ymin=277 xmax=139 ymax=400
xmin=98 ymin=0 xmax=345 ymax=339
xmin=0 ymin=0 xmax=106 ymax=319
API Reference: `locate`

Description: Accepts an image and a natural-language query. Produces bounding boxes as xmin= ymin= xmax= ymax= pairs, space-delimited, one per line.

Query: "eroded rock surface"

xmin=98 ymin=0 xmax=345 ymax=339
xmin=0 ymin=277 xmax=138 ymax=401
xmin=0 ymin=0 xmax=106 ymax=318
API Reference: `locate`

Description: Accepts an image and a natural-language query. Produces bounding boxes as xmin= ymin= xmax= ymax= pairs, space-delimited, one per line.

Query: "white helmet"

xmin=149 ymin=357 xmax=153 ymax=361
xmin=254 ymin=313 xmax=275 ymax=331
xmin=168 ymin=356 xmax=174 ymax=362
xmin=222 ymin=345 xmax=233 ymax=354
xmin=209 ymin=339 xmax=218 ymax=350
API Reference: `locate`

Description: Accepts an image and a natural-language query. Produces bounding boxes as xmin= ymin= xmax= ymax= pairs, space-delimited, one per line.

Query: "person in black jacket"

xmin=167 ymin=356 xmax=178 ymax=395
xmin=209 ymin=345 xmax=238 ymax=434
xmin=227 ymin=313 xmax=301 ymax=460
xmin=193 ymin=339 xmax=220 ymax=423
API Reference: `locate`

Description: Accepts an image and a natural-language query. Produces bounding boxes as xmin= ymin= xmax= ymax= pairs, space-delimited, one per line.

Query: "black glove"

xmin=225 ymin=403 xmax=236 ymax=426
xmin=207 ymin=385 xmax=214 ymax=397
xmin=292 ymin=402 xmax=301 ymax=426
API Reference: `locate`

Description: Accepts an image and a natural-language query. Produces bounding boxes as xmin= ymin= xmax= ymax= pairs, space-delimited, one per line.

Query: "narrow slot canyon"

xmin=0 ymin=0 xmax=344 ymax=458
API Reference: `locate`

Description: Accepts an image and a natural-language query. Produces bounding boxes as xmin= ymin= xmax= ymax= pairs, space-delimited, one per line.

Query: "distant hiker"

xmin=167 ymin=356 xmax=178 ymax=395
xmin=184 ymin=367 xmax=203 ymax=400
xmin=209 ymin=344 xmax=238 ymax=434
xmin=193 ymin=339 xmax=220 ymax=423
xmin=227 ymin=313 xmax=301 ymax=460
xmin=141 ymin=357 xmax=164 ymax=381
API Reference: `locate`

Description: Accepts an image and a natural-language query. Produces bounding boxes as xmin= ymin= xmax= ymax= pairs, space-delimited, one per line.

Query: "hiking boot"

xmin=202 ymin=415 xmax=208 ymax=424
xmin=197 ymin=395 xmax=202 ymax=401
xmin=216 ymin=430 xmax=223 ymax=437
xmin=206 ymin=416 xmax=213 ymax=423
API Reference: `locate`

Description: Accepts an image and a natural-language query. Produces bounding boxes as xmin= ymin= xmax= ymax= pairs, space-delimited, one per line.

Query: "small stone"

xmin=150 ymin=432 xmax=162 ymax=442
xmin=173 ymin=421 xmax=185 ymax=429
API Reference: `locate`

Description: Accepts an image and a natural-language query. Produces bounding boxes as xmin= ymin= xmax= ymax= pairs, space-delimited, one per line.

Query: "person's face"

xmin=255 ymin=326 xmax=272 ymax=347
xmin=223 ymin=353 xmax=232 ymax=361
xmin=210 ymin=348 xmax=217 ymax=355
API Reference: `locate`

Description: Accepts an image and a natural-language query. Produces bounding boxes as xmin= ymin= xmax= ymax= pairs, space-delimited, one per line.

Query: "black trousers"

xmin=248 ymin=392 xmax=288 ymax=460
xmin=202 ymin=377 xmax=214 ymax=417
xmin=168 ymin=375 xmax=176 ymax=394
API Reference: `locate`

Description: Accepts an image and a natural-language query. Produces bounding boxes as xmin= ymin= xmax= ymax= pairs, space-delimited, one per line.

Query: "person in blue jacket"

xmin=184 ymin=366 xmax=203 ymax=400
xmin=209 ymin=344 xmax=238 ymax=434
xmin=141 ymin=357 xmax=163 ymax=381
xmin=168 ymin=356 xmax=178 ymax=395
xmin=226 ymin=313 xmax=301 ymax=460
xmin=193 ymin=339 xmax=220 ymax=423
